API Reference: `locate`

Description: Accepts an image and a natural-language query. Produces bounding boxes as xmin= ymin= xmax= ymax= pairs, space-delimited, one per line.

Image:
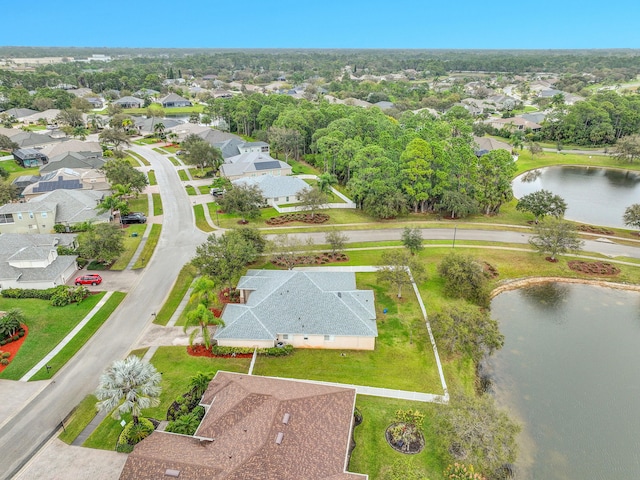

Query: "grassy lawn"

xmin=147 ymin=169 xmax=157 ymax=185
xmin=30 ymin=292 xmax=126 ymax=380
xmin=198 ymin=185 xmax=210 ymax=194
xmin=125 ymin=150 xmax=150 ymax=166
xmin=1 ymin=159 xmax=39 ymax=182
xmin=169 ymin=156 xmax=181 ymax=166
xmin=133 ymin=224 xmax=162 ymax=269
xmin=253 ymin=272 xmax=450 ymax=393
xmin=152 ymin=193 xmax=163 ymax=216
xmin=59 ymin=394 xmax=100 ymax=444
xmin=127 ymin=195 xmax=149 ymax=216
xmin=0 ymin=293 xmax=106 ymax=380
xmin=154 ymin=264 xmax=197 ymax=325
xmin=152 ymin=147 xmax=169 ymax=155
xmin=122 ymin=105 xmax=203 ymax=115
xmin=110 ymin=224 xmax=146 ymax=270
xmin=83 ymin=346 xmax=250 ymax=450
xmin=178 ymin=169 xmax=190 ymax=181
xmin=188 ymin=167 xmax=214 ymax=179
xmin=288 ymin=157 xmax=320 ymax=175
xmin=515 ymin=149 xmax=640 ymax=174
xmin=349 ymin=396 xmax=446 ymax=480
xmin=194 ymin=204 xmax=214 ymax=232
xmin=163 ymin=145 xmax=181 ymax=154
xmin=185 ymin=185 xmax=197 ymax=195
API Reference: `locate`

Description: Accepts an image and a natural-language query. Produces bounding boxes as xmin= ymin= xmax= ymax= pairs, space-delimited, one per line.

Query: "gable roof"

xmin=119 ymin=371 xmax=365 ymax=480
xmin=0 ymin=127 xmax=66 ymax=149
xmin=41 ymin=151 xmax=106 ymax=173
xmin=473 ymin=136 xmax=512 ymax=152
xmin=214 ymin=270 xmax=377 ymax=342
xmin=20 ymin=109 xmax=61 ymax=124
xmin=159 ymin=93 xmax=191 ymax=104
xmin=0 ymin=233 xmax=77 ymax=282
xmin=220 ymin=152 xmax=291 ymax=178
xmin=39 ymin=140 xmax=102 ymax=158
xmin=113 ymin=96 xmax=144 ymax=106
xmin=232 ymin=175 xmax=308 ymax=200
xmin=4 ymin=108 xmax=38 ymax=120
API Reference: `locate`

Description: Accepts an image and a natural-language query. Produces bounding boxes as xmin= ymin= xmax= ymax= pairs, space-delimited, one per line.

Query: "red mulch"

xmin=545 ymin=257 xmax=559 ymax=263
xmin=0 ymin=325 xmax=28 ymax=373
xmin=186 ymin=345 xmax=253 ymax=358
xmin=568 ymin=260 xmax=620 ymax=275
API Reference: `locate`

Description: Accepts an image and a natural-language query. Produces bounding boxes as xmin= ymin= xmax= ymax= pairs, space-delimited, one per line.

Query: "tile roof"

xmin=119 ymin=372 xmax=366 ymax=480
xmin=214 ymin=270 xmax=377 ymax=342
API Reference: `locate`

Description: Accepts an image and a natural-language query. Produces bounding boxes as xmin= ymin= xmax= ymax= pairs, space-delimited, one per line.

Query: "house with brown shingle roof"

xmin=119 ymin=371 xmax=367 ymax=480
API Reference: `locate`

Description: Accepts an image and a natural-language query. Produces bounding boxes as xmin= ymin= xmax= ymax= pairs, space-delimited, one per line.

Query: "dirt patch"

xmin=0 ymin=325 xmax=28 ymax=373
xmin=577 ymin=225 xmax=615 ymax=235
xmin=568 ymin=261 xmax=620 ymax=276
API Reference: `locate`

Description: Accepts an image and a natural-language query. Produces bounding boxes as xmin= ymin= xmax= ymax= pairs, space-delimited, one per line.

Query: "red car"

xmin=75 ymin=274 xmax=103 ymax=286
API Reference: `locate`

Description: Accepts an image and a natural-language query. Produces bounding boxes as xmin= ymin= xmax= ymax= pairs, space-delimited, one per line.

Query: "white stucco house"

xmin=231 ymin=175 xmax=309 ymax=207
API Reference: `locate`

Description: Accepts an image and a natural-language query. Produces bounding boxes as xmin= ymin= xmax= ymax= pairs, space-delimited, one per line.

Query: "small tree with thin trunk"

xmin=402 ymin=227 xmax=423 ymax=255
xmin=623 ymin=204 xmax=640 ymax=231
xmin=377 ymin=250 xmax=426 ymax=299
xmin=529 ymin=217 xmax=584 ymax=261
xmin=95 ymin=356 xmax=162 ymax=425
xmin=297 ymin=186 xmax=328 ymax=219
xmin=325 ymin=229 xmax=348 ymax=257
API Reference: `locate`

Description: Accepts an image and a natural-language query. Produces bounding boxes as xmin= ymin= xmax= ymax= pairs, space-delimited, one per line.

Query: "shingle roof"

xmin=41 ymin=151 xmax=106 ymax=173
xmin=220 ymin=152 xmax=291 ymax=178
xmin=160 ymin=93 xmax=191 ymax=104
xmin=473 ymin=136 xmax=512 ymax=152
xmin=39 ymin=140 xmax=102 ymax=158
xmin=119 ymin=372 xmax=365 ymax=480
xmin=232 ymin=175 xmax=308 ymax=200
xmin=113 ymin=96 xmax=144 ymax=106
xmin=5 ymin=189 xmax=109 ymax=224
xmin=214 ymin=270 xmax=377 ymax=341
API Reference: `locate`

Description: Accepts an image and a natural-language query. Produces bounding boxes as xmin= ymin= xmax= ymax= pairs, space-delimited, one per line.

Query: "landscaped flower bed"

xmin=568 ymin=260 xmax=620 ymax=275
xmin=218 ymin=287 xmax=240 ymax=304
xmin=266 ymin=213 xmax=329 ymax=225
xmin=0 ymin=325 xmax=28 ymax=373
xmin=272 ymin=252 xmax=349 ymax=268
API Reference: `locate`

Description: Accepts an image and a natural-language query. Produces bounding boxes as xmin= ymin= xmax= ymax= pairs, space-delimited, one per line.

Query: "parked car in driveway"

xmin=121 ymin=213 xmax=147 ymax=224
xmin=75 ymin=274 xmax=102 ymax=286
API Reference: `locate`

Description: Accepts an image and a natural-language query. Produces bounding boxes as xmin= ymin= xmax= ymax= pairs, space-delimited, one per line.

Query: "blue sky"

xmin=1 ymin=0 xmax=639 ymax=49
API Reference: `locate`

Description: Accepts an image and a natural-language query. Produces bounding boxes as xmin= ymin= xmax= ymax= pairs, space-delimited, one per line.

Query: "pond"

xmin=484 ymin=283 xmax=640 ymax=479
xmin=512 ymin=166 xmax=640 ymax=228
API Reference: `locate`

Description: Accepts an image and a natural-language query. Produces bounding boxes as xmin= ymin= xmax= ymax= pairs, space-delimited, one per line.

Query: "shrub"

xmin=1 ymin=351 xmax=10 ymax=359
xmin=0 ymin=309 xmax=23 ymax=339
xmin=0 ymin=359 xmax=8 ymax=366
xmin=165 ymin=406 xmax=206 ymax=435
xmin=116 ymin=417 xmax=155 ymax=452
xmin=210 ymin=344 xmax=294 ymax=357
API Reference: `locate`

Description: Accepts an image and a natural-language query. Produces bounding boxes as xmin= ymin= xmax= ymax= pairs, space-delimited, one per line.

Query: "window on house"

xmin=285 ymin=196 xmax=289 ymax=202
xmin=28 ymin=212 xmax=34 ymax=219
xmin=303 ymin=336 xmax=309 ymax=340
xmin=41 ymin=212 xmax=47 ymax=218
xmin=17 ymin=213 xmax=23 ymax=220
xmin=29 ymin=224 xmax=37 ymax=229
xmin=282 ymin=334 xmax=289 ymax=340
xmin=324 ymin=335 xmax=335 ymax=342
xmin=0 ymin=213 xmax=14 ymax=224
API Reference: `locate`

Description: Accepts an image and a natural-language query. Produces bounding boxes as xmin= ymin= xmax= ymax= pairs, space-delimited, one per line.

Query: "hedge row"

xmin=210 ymin=344 xmax=294 ymax=357
xmin=2 ymin=285 xmax=89 ymax=306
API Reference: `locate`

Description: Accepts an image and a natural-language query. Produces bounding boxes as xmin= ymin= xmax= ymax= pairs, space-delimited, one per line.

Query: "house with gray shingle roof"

xmin=0 ymin=189 xmax=108 ymax=234
xmin=119 ymin=371 xmax=366 ymax=480
xmin=159 ymin=93 xmax=192 ymax=108
xmin=232 ymin=175 xmax=309 ymax=207
xmin=40 ymin=151 xmax=106 ymax=174
xmin=214 ymin=270 xmax=377 ymax=350
xmin=112 ymin=96 xmax=144 ymax=109
xmin=220 ymin=152 xmax=292 ymax=180
xmin=0 ymin=127 xmax=67 ymax=150
xmin=0 ymin=233 xmax=78 ymax=290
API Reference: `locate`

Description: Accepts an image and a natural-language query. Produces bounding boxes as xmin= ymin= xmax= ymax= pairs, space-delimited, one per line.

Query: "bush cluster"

xmin=2 ymin=285 xmax=89 ymax=306
xmin=116 ymin=418 xmax=155 ymax=453
xmin=266 ymin=213 xmax=329 ymax=225
xmin=210 ymin=344 xmax=294 ymax=357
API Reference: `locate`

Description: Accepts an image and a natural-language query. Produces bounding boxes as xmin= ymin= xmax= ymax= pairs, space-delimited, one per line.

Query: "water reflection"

xmin=518 ymin=282 xmax=570 ymax=312
xmin=512 ymin=166 xmax=640 ymax=228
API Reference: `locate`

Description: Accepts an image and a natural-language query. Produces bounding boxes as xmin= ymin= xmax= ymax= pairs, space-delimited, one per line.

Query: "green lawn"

xmin=515 ymin=149 xmax=640 ymax=174
xmin=59 ymin=394 xmax=100 ymax=444
xmin=169 ymin=156 xmax=181 ymax=166
xmin=287 ymin=157 xmax=320 ymax=175
xmin=198 ymin=185 xmax=210 ymax=194
xmin=125 ymin=150 xmax=150 ymax=166
xmin=147 ymin=169 xmax=157 ymax=185
xmin=154 ymin=264 xmax=197 ymax=325
xmin=0 ymin=293 xmax=106 ymax=380
xmin=133 ymin=224 xmax=162 ymax=269
xmin=30 ymin=292 xmax=126 ymax=380
xmin=110 ymin=224 xmax=146 ymax=271
xmin=163 ymin=146 xmax=181 ymax=154
xmin=1 ymin=159 xmax=39 ymax=182
xmin=152 ymin=147 xmax=169 ymax=155
xmin=83 ymin=346 xmax=250 ymax=450
xmin=152 ymin=193 xmax=163 ymax=216
xmin=127 ymin=195 xmax=149 ymax=216
xmin=194 ymin=204 xmax=214 ymax=232
xmin=349 ymin=396 xmax=446 ymax=480
xmin=253 ymin=273 xmax=447 ymax=393
xmin=185 ymin=185 xmax=197 ymax=195
xmin=178 ymin=169 xmax=190 ymax=181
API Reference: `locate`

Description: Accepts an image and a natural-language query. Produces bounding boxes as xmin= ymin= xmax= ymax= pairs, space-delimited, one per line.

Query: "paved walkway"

xmin=20 ymin=292 xmax=115 ymax=382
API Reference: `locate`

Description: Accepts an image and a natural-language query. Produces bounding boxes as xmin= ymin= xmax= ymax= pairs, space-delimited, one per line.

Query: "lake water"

xmin=512 ymin=166 xmax=640 ymax=228
xmin=485 ymin=283 xmax=640 ymax=479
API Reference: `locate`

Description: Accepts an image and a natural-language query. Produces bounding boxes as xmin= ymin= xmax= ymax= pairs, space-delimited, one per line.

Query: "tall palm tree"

xmin=95 ymin=356 xmax=162 ymax=425
xmin=183 ymin=304 xmax=224 ymax=348
xmin=153 ymin=122 xmax=166 ymax=140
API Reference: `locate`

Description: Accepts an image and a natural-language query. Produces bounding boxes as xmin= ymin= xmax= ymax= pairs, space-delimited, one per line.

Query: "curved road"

xmin=2 ymin=146 xmax=640 ymax=478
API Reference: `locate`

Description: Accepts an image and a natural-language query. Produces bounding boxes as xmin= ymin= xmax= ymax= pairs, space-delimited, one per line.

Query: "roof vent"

xmin=282 ymin=413 xmax=290 ymax=425
xmin=337 ymin=292 xmax=342 ymax=298
xmin=165 ymin=469 xmax=180 ymax=477
xmin=275 ymin=432 xmax=284 ymax=445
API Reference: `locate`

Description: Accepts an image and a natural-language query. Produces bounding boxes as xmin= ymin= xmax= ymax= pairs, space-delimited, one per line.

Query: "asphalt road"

xmin=0 ymin=146 xmax=208 ymax=479
xmin=2 ymin=147 xmax=640 ymax=478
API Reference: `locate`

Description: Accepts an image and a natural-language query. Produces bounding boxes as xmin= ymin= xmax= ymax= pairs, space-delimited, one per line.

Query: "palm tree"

xmin=183 ymin=304 xmax=224 ymax=348
xmin=189 ymin=275 xmax=217 ymax=307
xmin=153 ymin=122 xmax=166 ymax=141
xmin=95 ymin=356 xmax=162 ymax=425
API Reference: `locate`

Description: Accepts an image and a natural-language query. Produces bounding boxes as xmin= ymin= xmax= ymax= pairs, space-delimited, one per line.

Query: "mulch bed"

xmin=568 ymin=260 xmax=620 ymax=275
xmin=483 ymin=261 xmax=499 ymax=278
xmin=0 ymin=325 xmax=28 ymax=373
xmin=546 ymin=257 xmax=559 ymax=263
xmin=577 ymin=225 xmax=615 ymax=235
xmin=385 ymin=422 xmax=425 ymax=455
xmin=272 ymin=252 xmax=349 ymax=269
xmin=266 ymin=213 xmax=330 ymax=225
xmin=186 ymin=345 xmax=253 ymax=358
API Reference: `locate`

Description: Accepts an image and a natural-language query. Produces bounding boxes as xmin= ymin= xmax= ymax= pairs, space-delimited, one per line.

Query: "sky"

xmin=1 ymin=0 xmax=640 ymax=49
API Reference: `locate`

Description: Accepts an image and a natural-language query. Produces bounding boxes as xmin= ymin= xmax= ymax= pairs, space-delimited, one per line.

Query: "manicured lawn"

xmin=194 ymin=204 xmax=214 ymax=232
xmin=154 ymin=264 xmax=197 ymax=325
xmin=59 ymin=394 xmax=100 ymax=444
xmin=110 ymin=224 xmax=146 ymax=270
xmin=163 ymin=145 xmax=181 ymax=154
xmin=147 ymin=193 xmax=160 ymax=216
xmin=188 ymin=167 xmax=214 ymax=179
xmin=127 ymin=195 xmax=149 ymax=216
xmin=0 ymin=293 xmax=106 ymax=380
xmin=169 ymin=156 xmax=181 ymax=166
xmin=83 ymin=346 xmax=250 ymax=450
xmin=133 ymin=224 xmax=162 ymax=269
xmin=152 ymin=147 xmax=169 ymax=155
xmin=178 ymin=169 xmax=190 ymax=181
xmin=288 ymin=157 xmax=320 ymax=175
xmin=253 ymin=273 xmax=447 ymax=393
xmin=349 ymin=396 xmax=446 ymax=480
xmin=125 ymin=150 xmax=150 ymax=166
xmin=1 ymin=159 xmax=39 ymax=182
xmin=515 ymin=149 xmax=640 ymax=174
xmin=147 ymin=169 xmax=157 ymax=185
xmin=185 ymin=185 xmax=197 ymax=195
xmin=30 ymin=292 xmax=126 ymax=380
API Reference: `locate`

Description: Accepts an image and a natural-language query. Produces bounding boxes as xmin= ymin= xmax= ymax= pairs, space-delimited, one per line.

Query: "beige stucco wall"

xmin=278 ymin=334 xmax=375 ymax=351
xmin=216 ymin=339 xmax=275 ymax=349
xmin=0 ymin=212 xmax=55 ymax=234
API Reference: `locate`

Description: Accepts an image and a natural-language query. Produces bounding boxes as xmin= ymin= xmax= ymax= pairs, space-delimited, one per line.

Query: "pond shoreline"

xmin=491 ymin=276 xmax=640 ymax=298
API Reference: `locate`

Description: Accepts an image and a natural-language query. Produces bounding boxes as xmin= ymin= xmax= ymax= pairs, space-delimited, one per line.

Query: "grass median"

xmin=154 ymin=264 xmax=197 ymax=325
xmin=133 ymin=224 xmax=162 ymax=269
